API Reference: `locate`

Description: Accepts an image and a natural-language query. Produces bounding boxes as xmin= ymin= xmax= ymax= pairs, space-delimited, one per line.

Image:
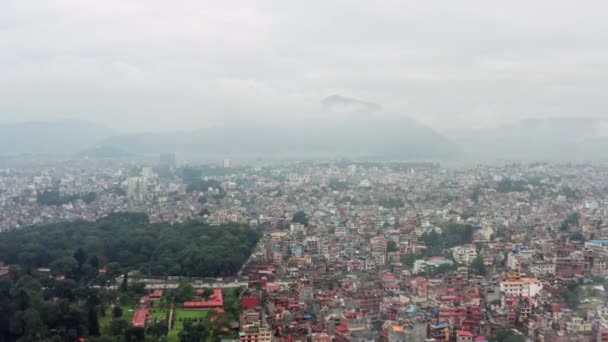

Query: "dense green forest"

xmin=401 ymin=223 xmax=475 ymax=267
xmin=0 ymin=213 xmax=261 ymax=278
xmin=419 ymin=223 xmax=474 ymax=251
xmin=0 ymin=213 xmax=260 ymax=341
xmin=0 ymin=269 xmax=245 ymax=341
xmin=37 ymin=190 xmax=98 ymax=206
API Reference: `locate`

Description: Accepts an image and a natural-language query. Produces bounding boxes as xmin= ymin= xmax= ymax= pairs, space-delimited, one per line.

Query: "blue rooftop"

xmin=432 ymin=322 xmax=449 ymax=329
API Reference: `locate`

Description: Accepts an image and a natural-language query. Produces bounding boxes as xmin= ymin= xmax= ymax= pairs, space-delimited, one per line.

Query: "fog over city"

xmin=2 ymin=1 xmax=608 ymax=136
xmin=6 ymin=3 xmax=608 ymax=342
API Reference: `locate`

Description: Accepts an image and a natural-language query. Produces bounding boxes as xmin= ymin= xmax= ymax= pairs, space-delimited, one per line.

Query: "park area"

xmin=95 ymin=286 xmax=243 ymax=341
xmin=99 ymin=305 xmax=135 ymax=335
xmin=167 ymin=309 xmax=210 ymax=341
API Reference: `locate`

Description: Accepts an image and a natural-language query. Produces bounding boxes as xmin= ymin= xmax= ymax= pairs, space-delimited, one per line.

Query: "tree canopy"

xmin=0 ymin=213 xmax=259 ymax=341
xmin=378 ymin=198 xmax=405 ymax=208
xmin=419 ymin=223 xmax=474 ymax=256
xmin=0 ymin=213 xmax=261 ymax=278
xmin=36 ymin=190 xmax=98 ymax=206
xmin=292 ymin=211 xmax=309 ymax=226
xmin=387 ymin=240 xmax=398 ymax=253
xmin=493 ymin=328 xmax=526 ymax=342
xmin=470 ymin=256 xmax=487 ymax=275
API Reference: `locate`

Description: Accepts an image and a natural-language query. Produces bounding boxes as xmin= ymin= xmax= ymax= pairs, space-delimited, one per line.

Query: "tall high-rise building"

xmin=223 ymin=159 xmax=231 ymax=168
xmin=371 ymin=236 xmax=388 ymax=266
xmin=159 ymin=153 xmax=176 ymax=170
xmin=141 ymin=167 xmax=155 ymax=180
xmin=127 ymin=176 xmax=148 ymax=201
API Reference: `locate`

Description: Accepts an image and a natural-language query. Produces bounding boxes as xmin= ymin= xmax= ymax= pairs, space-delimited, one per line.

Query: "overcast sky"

xmin=1 ymin=0 xmax=607 ymax=133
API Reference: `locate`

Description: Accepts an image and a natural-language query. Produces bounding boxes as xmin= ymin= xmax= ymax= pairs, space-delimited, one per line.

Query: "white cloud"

xmin=1 ymin=0 xmax=608 ymax=132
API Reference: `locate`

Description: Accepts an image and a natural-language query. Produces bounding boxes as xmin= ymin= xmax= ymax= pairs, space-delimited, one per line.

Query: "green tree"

xmin=121 ymin=273 xmax=129 ymax=292
xmin=401 ymin=254 xmax=418 ymax=267
xmin=87 ymin=306 xmax=101 ymax=336
xmin=112 ymin=306 xmax=123 ymax=318
xmin=109 ymin=319 xmax=129 ymax=336
xmin=22 ymin=308 xmax=45 ymax=341
xmin=387 ymin=240 xmax=398 ymax=253
xmin=494 ymin=327 xmax=525 ymax=342
xmin=74 ymin=248 xmax=87 ymax=269
xmin=125 ymin=326 xmax=145 ymax=342
xmin=172 ymin=282 xmax=196 ymax=303
xmin=570 ymin=232 xmax=584 ymax=241
xmin=89 ymin=255 xmax=100 ymax=269
xmin=147 ymin=321 xmax=168 ymax=338
xmin=202 ymin=288 xmax=214 ymax=298
xmin=292 ymin=211 xmax=309 ymax=226
xmin=50 ymin=256 xmax=77 ymax=277
xmin=81 ymin=192 xmax=97 ymax=204
xmin=562 ymin=290 xmax=580 ymax=309
xmin=0 ymin=213 xmax=260 ymax=280
xmin=105 ymin=262 xmax=122 ymax=278
xmin=470 ymin=256 xmax=487 ymax=275
xmin=178 ymin=321 xmax=207 ymax=342
xmin=378 ymin=198 xmax=405 ymax=208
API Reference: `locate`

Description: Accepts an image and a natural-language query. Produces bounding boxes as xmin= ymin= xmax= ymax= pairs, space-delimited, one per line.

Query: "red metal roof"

xmin=150 ymin=290 xmax=163 ymax=298
xmin=132 ymin=309 xmax=149 ymax=328
xmin=184 ymin=289 xmax=224 ymax=309
xmin=335 ymin=325 xmax=348 ymax=333
xmin=242 ymin=296 xmax=260 ymax=310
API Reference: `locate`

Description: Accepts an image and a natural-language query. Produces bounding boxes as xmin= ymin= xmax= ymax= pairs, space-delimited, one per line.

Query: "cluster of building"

xmin=4 ymin=158 xmax=608 ymax=341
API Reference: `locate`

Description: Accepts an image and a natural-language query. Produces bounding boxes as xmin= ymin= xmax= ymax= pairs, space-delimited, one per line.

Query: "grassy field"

xmin=100 ymin=287 xmax=243 ymax=341
xmin=99 ymin=306 xmax=136 ymax=334
xmin=167 ymin=309 xmax=210 ymax=341
xmin=149 ymin=306 xmax=170 ymax=322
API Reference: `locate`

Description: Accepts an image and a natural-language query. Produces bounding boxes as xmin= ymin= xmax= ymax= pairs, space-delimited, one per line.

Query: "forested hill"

xmin=0 ymin=213 xmax=261 ymax=278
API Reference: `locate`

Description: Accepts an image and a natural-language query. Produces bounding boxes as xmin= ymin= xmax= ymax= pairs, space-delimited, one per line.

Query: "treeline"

xmin=37 ymin=190 xmax=97 ymax=206
xmin=186 ymin=179 xmax=225 ymax=194
xmin=0 ymin=212 xmax=261 ymax=278
xmin=419 ymin=223 xmax=474 ymax=256
xmin=401 ymin=223 xmax=475 ymax=268
xmin=378 ymin=198 xmax=405 ymax=208
xmin=0 ymin=273 xmax=108 ymax=342
xmin=496 ymin=178 xmax=529 ymax=193
xmin=178 ymin=166 xmax=238 ymax=183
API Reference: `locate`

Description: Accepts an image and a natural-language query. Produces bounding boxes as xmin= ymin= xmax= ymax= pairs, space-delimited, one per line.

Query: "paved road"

xmin=144 ymin=282 xmax=248 ymax=290
xmin=105 ymin=281 xmax=248 ymax=290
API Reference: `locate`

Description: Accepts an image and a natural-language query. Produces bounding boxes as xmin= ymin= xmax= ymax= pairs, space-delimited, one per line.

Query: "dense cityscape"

xmin=2 ymin=154 xmax=608 ymax=342
xmin=3 ymin=0 xmax=607 ymax=341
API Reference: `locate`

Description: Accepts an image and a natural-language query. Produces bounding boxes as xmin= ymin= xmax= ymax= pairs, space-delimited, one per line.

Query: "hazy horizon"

xmin=2 ymin=1 xmax=608 ymax=133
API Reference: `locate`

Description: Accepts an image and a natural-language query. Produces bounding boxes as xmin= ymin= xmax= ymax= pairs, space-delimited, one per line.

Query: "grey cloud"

xmin=1 ymin=0 xmax=607 ymax=132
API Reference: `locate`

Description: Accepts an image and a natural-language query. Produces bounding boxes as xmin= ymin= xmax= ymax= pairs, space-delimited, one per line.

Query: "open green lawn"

xmin=149 ymin=307 xmax=170 ymax=322
xmin=99 ymin=306 xmax=135 ymax=334
xmin=138 ymin=287 xmax=243 ymax=341
xmin=167 ymin=309 xmax=210 ymax=342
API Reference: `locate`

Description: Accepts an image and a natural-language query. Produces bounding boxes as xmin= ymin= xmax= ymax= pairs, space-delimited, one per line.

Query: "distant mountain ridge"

xmin=448 ymin=117 xmax=608 ymax=161
xmin=0 ymin=95 xmax=460 ymax=159
xmin=75 ymin=145 xmax=133 ymax=159
xmin=0 ymin=119 xmax=116 ymax=156
xmin=100 ymin=114 xmax=459 ymax=160
xmin=4 ymin=116 xmax=605 ymax=162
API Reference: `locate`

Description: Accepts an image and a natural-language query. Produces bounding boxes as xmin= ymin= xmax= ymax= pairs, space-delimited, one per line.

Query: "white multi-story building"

xmin=500 ymin=277 xmax=543 ymax=297
xmin=529 ymin=261 xmax=556 ymax=277
xmin=141 ymin=167 xmax=155 ymax=180
xmin=413 ymin=259 xmax=427 ymax=274
xmin=452 ymin=245 xmax=477 ymax=265
xmin=507 ymin=248 xmax=535 ymax=271
xmin=239 ymin=323 xmax=271 ymax=342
